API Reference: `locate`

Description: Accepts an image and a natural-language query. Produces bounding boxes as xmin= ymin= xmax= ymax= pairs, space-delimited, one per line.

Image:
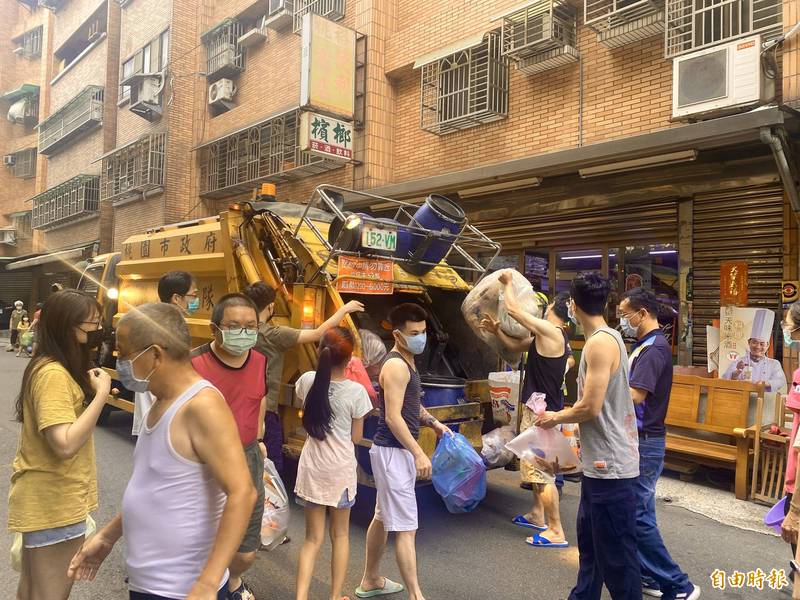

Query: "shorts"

xmin=130 ymin=580 xmax=228 ymax=600
xmin=369 ymin=445 xmax=418 ymax=532
xmin=296 ymin=489 xmax=355 ymax=510
xmin=239 ymin=442 xmax=265 ymax=553
xmin=520 ymin=407 xmax=562 ymax=485
xmin=23 ymin=520 xmax=86 ymax=548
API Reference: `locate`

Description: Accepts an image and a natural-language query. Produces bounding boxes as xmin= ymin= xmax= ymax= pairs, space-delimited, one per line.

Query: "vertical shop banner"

xmin=720 ymin=261 xmax=749 ymax=306
xmin=718 ymin=306 xmax=775 ymax=379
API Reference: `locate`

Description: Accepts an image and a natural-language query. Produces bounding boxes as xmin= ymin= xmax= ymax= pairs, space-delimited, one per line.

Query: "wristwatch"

xmin=790 ymin=559 xmax=800 ymax=576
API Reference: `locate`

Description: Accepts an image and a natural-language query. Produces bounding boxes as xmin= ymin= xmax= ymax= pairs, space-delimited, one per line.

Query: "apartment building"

xmin=1 ymin=0 xmax=799 ymax=369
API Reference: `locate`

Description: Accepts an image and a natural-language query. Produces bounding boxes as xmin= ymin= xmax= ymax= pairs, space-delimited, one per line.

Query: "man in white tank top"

xmin=68 ymin=303 xmax=257 ymax=600
xmin=535 ymin=273 xmax=641 ymax=599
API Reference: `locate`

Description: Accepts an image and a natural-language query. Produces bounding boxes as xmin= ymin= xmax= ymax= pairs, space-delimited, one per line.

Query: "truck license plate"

xmin=362 ymin=225 xmax=397 ymax=252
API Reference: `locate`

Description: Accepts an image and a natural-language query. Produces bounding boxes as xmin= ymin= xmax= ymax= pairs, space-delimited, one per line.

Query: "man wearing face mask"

xmin=357 ymin=303 xmax=450 ymax=600
xmin=191 ymin=294 xmax=266 ymax=600
xmin=620 ymin=288 xmax=699 ymax=600
xmin=243 ymin=282 xmax=364 ymax=470
xmin=131 ymin=271 xmax=200 ymax=436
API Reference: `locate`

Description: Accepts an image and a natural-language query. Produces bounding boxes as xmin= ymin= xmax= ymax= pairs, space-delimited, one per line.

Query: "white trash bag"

xmin=481 ymin=425 xmax=516 ymax=468
xmin=261 ymin=458 xmax=290 ymax=550
xmin=506 ymin=425 xmax=582 ymax=484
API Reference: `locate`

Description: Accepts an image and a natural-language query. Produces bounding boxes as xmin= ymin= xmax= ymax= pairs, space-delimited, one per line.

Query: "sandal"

xmin=355 ymin=578 xmax=405 ymax=598
xmin=512 ymin=515 xmax=547 ymax=531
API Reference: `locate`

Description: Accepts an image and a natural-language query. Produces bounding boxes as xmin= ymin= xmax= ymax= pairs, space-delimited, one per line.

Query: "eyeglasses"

xmin=184 ymin=293 xmax=199 ymax=299
xmin=217 ymin=325 xmax=258 ymax=335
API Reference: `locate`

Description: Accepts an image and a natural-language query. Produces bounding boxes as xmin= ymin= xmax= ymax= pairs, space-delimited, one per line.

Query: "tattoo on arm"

xmin=420 ymin=406 xmax=437 ymax=428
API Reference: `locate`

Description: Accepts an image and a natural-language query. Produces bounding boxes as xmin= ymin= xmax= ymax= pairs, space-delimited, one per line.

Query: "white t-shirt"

xmin=295 ymin=372 xmax=372 ymax=439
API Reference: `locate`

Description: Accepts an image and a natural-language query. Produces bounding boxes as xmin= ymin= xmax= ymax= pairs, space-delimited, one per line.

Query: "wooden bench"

xmin=665 ymin=374 xmax=764 ymax=500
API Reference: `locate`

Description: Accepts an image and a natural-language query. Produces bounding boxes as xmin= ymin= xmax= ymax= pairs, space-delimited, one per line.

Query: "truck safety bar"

xmin=293 ymin=185 xmax=501 ymax=284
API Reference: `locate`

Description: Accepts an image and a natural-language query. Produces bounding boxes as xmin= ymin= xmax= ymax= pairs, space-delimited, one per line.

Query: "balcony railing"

xmin=38 ymin=86 xmax=104 ymax=156
xmin=101 ymin=133 xmax=166 ymax=202
xmin=203 ymin=19 xmax=245 ymax=79
xmin=293 ymin=0 xmax=346 ymax=32
xmin=31 ymin=174 xmax=100 ymax=230
xmin=198 ymin=108 xmax=342 ymax=199
xmin=584 ymin=0 xmax=665 ymax=47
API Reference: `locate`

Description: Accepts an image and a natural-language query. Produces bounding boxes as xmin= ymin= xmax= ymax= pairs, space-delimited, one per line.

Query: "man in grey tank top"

xmin=536 ymin=273 xmax=640 ymax=599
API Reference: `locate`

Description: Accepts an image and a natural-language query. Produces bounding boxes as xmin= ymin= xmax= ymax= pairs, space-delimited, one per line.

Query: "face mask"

xmin=82 ymin=328 xmax=104 ymax=350
xmin=620 ymin=316 xmax=639 ymax=338
xmin=567 ymin=304 xmax=578 ymax=326
xmin=186 ymin=297 xmax=200 ymax=315
xmin=398 ymin=331 xmax=427 ymax=355
xmin=785 ymin=329 xmax=800 ymax=349
xmin=219 ymin=328 xmax=258 ymax=356
xmin=117 ymin=346 xmax=156 ymax=393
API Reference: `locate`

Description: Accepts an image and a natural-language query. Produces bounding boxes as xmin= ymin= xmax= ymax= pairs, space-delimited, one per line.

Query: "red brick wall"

xmin=42 ymin=216 xmax=100 ymax=250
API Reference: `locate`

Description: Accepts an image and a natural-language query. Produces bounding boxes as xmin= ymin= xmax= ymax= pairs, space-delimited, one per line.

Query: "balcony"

xmin=584 ymin=0 xmax=665 ymax=47
xmin=38 ymin=86 xmax=104 ymax=156
xmin=100 ymin=133 xmax=166 ymax=202
xmin=31 ymin=174 xmax=100 ymax=230
xmin=0 ymin=84 xmax=40 ymax=126
xmin=203 ymin=19 xmax=245 ymax=80
xmin=293 ymin=0 xmax=345 ymax=32
xmin=198 ymin=108 xmax=342 ymax=199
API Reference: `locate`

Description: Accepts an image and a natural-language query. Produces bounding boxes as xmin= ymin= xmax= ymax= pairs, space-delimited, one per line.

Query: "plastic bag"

xmin=432 ymin=433 xmax=487 ymax=514
xmin=11 ymin=515 xmax=96 ymax=572
xmin=506 ymin=425 xmax=582 ymax=483
xmin=345 ymin=356 xmax=378 ymax=406
xmin=461 ymin=269 xmax=545 ymax=365
xmin=488 ymin=371 xmax=520 ymax=426
xmin=19 ymin=331 xmax=34 ymax=348
xmin=480 ymin=426 xmax=516 ymax=468
xmin=261 ymin=458 xmax=290 ymax=550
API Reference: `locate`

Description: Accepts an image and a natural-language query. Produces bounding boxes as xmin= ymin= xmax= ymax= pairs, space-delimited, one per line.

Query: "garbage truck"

xmin=78 ymin=184 xmax=503 ymax=481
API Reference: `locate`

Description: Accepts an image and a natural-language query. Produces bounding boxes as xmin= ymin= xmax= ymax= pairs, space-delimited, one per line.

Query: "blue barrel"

xmin=395 ymin=194 xmax=466 ymax=275
xmin=421 ymin=376 xmax=466 ymax=407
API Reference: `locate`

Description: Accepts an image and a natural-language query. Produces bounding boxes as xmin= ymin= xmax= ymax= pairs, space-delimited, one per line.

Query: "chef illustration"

xmin=722 ymin=308 xmax=787 ymax=393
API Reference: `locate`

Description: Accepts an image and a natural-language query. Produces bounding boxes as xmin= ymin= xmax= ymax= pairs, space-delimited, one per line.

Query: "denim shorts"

xmin=296 ymin=489 xmax=355 ymax=509
xmin=23 ymin=520 xmax=86 ymax=548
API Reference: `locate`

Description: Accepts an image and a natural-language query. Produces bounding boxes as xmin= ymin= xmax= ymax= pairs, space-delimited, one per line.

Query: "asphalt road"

xmin=0 ymin=349 xmax=793 ymax=599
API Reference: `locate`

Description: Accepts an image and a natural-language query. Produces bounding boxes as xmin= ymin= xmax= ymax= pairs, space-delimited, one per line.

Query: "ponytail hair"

xmin=302 ymin=326 xmax=354 ymax=441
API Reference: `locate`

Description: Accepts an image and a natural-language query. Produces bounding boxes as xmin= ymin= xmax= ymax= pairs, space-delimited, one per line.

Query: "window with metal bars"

xmin=12 ymin=148 xmax=36 ymax=179
xmin=100 ymin=133 xmax=166 ymax=202
xmin=419 ymin=32 xmax=509 ymax=136
xmin=203 ymin=19 xmax=245 ymax=80
xmin=120 ymin=29 xmax=169 ymax=104
xmin=38 ymin=86 xmax=104 ymax=155
xmin=293 ymin=0 xmax=346 ymax=32
xmin=13 ymin=26 xmax=43 ymax=58
xmin=30 ymin=175 xmax=100 ymax=230
xmin=12 ymin=212 xmax=32 ymax=239
xmin=197 ymin=108 xmax=342 ymax=198
xmin=665 ymin=0 xmax=782 ymax=58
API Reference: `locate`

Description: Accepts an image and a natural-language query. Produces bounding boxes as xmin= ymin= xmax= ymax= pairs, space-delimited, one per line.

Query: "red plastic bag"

xmin=345 ymin=356 xmax=378 ymax=406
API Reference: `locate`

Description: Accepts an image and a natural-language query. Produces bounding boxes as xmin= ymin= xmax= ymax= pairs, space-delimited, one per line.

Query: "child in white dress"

xmin=294 ymin=326 xmax=373 ymax=600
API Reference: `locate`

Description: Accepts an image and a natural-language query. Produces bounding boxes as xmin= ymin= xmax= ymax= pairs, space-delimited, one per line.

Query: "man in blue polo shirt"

xmin=620 ymin=288 xmax=700 ymax=600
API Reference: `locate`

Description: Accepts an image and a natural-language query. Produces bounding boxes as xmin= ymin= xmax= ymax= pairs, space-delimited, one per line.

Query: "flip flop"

xmin=355 ymin=578 xmax=405 ymax=598
xmin=525 ymin=533 xmax=569 ymax=548
xmin=512 ymin=515 xmax=547 ymax=531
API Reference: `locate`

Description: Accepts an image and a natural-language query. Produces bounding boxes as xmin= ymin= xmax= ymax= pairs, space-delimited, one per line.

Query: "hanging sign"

xmin=299 ymin=111 xmax=353 ymax=161
xmin=336 ymin=256 xmax=393 ymax=295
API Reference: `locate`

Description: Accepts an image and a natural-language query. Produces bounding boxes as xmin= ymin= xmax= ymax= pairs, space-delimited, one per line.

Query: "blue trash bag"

xmin=431 ymin=432 xmax=487 ymax=514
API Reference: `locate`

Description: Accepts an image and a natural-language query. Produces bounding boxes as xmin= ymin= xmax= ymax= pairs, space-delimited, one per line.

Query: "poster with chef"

xmin=719 ymin=306 xmax=787 ymax=393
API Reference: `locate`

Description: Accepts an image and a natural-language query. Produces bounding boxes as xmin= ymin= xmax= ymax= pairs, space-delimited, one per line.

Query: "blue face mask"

xmin=784 ymin=329 xmax=800 ymax=349
xmin=398 ymin=330 xmax=427 ymax=355
xmin=620 ymin=314 xmax=640 ymax=338
xmin=186 ymin=297 xmax=200 ymax=315
xmin=117 ymin=346 xmax=156 ymax=393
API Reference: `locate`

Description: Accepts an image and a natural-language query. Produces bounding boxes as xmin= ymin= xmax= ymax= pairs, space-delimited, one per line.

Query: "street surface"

xmin=0 ymin=349 xmax=793 ymax=599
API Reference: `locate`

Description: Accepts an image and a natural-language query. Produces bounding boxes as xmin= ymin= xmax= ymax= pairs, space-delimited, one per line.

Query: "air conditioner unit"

xmin=672 ymin=35 xmax=775 ymax=120
xmin=7 ymin=98 xmax=35 ymax=124
xmin=208 ymin=78 xmax=236 ymax=105
xmin=0 ymin=229 xmax=16 ymax=245
xmin=239 ymin=25 xmax=268 ymax=49
xmin=3 ymin=155 xmax=15 ymax=166
xmin=130 ymin=76 xmax=164 ymax=121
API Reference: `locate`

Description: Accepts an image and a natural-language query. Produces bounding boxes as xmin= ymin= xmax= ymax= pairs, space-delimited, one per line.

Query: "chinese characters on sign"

xmin=336 ymin=255 xmax=393 ymax=295
xmin=300 ymin=111 xmax=353 ymax=161
xmin=710 ymin=568 xmax=788 ymax=591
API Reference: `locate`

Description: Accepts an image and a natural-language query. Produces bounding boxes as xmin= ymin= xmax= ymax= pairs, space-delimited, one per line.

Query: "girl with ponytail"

xmin=294 ymin=327 xmax=373 ymax=600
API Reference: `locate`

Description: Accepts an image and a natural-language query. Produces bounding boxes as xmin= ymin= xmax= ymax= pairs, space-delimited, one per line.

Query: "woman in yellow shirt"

xmin=8 ymin=289 xmax=112 ymax=600
xmin=16 ymin=315 xmax=31 ymax=357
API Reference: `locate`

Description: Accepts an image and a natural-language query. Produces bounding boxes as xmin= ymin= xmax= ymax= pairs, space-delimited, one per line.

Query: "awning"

xmin=6 ymin=247 xmax=85 ymax=271
xmin=0 ymin=84 xmax=40 ymax=103
xmin=412 ymin=30 xmax=492 ymax=69
xmin=7 ymin=210 xmax=31 ymax=218
xmin=366 ymin=106 xmax=796 ymax=200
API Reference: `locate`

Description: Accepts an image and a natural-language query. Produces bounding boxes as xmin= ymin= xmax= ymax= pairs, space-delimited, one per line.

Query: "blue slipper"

xmin=525 ymin=533 xmax=569 ymax=548
xmin=512 ymin=515 xmax=547 ymax=531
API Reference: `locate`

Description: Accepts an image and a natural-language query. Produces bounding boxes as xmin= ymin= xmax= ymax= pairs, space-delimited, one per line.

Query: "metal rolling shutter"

xmin=691 ymin=185 xmax=785 ymax=366
xmin=0 ymin=271 xmax=33 ymax=307
xmin=473 ymin=198 xmax=679 ymax=250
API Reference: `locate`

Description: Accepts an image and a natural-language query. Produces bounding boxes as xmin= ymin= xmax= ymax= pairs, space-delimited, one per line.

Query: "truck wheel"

xmin=97 ymin=404 xmax=114 ymax=426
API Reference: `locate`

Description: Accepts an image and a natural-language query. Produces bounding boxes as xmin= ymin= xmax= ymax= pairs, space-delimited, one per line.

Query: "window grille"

xmin=31 ymin=175 xmax=100 ymax=230
xmin=585 ymin=0 xmax=665 ymax=47
xmin=198 ymin=108 xmax=342 ymax=198
xmin=14 ymin=26 xmax=43 ymax=58
xmin=12 ymin=212 xmax=32 ymax=239
xmin=500 ymin=0 xmax=579 ymax=74
xmin=293 ymin=0 xmax=346 ymax=32
xmin=38 ymin=86 xmax=104 ymax=155
xmin=419 ymin=32 xmax=509 ymax=136
xmin=665 ymin=0 xmax=782 ymax=57
xmin=101 ymin=133 xmax=166 ymax=202
xmin=12 ymin=148 xmax=37 ymax=179
xmin=203 ymin=19 xmax=245 ymax=79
